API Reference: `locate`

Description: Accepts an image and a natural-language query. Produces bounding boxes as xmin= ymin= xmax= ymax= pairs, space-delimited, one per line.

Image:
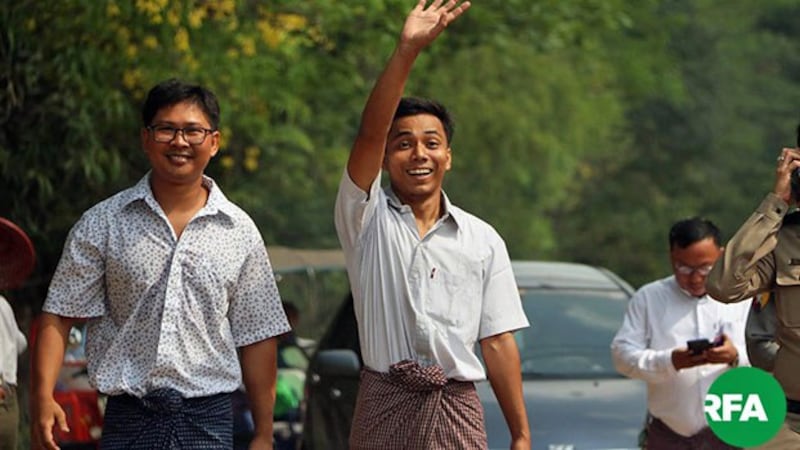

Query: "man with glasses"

xmin=32 ymin=79 xmax=290 ymax=450
xmin=611 ymin=217 xmax=751 ymax=449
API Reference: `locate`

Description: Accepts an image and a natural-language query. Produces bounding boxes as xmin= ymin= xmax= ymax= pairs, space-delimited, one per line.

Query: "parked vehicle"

xmin=300 ymin=260 xmax=648 ymax=450
xmin=233 ymin=246 xmax=346 ymax=450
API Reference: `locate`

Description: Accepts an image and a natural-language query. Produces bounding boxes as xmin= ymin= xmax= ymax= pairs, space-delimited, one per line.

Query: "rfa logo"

xmin=704 ymin=393 xmax=768 ymax=422
xmin=704 ymin=367 xmax=785 ymax=447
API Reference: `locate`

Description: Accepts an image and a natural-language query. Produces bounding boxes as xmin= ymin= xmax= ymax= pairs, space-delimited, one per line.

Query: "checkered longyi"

xmin=349 ymin=360 xmax=487 ymax=450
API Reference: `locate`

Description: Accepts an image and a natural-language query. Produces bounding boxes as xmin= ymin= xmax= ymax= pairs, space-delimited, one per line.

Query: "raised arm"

xmin=347 ymin=0 xmax=470 ymax=191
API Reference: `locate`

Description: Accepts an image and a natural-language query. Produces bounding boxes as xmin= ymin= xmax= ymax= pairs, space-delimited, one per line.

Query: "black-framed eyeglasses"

xmin=147 ymin=125 xmax=214 ymax=145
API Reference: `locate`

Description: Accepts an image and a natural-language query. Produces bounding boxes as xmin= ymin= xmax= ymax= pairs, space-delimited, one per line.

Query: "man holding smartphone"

xmin=611 ymin=217 xmax=751 ymax=449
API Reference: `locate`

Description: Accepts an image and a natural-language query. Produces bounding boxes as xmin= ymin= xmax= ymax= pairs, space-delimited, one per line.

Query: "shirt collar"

xmin=384 ymin=186 xmax=462 ymax=228
xmin=123 ymin=172 xmax=236 ymax=219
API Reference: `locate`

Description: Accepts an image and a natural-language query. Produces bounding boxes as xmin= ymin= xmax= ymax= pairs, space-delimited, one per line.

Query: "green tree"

xmin=555 ymin=0 xmax=800 ymax=287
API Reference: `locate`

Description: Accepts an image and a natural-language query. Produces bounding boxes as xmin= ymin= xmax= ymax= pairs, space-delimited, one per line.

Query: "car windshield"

xmin=515 ymin=288 xmax=628 ymax=379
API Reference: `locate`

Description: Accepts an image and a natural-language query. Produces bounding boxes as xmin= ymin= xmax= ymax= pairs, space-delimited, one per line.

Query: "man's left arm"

xmin=240 ymin=337 xmax=279 ymax=450
xmin=480 ymin=332 xmax=531 ymax=450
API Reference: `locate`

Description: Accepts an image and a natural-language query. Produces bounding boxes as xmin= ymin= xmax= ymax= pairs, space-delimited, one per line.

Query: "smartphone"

xmin=687 ymin=338 xmax=712 ymax=355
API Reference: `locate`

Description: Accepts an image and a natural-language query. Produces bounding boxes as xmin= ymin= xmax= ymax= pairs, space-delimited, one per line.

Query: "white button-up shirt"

xmin=611 ymin=275 xmax=751 ymax=437
xmin=335 ymin=171 xmax=529 ymax=381
xmin=44 ymin=173 xmax=290 ymax=397
xmin=0 ymin=295 xmax=26 ymax=386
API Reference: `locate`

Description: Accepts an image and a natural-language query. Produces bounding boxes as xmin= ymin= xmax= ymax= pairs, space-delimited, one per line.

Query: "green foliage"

xmin=14 ymin=3 xmax=800 ymax=446
xmin=6 ymin=0 xmax=800 ymax=302
xmin=555 ymin=0 xmax=800 ymax=286
xmin=421 ymin=42 xmax=626 ymax=257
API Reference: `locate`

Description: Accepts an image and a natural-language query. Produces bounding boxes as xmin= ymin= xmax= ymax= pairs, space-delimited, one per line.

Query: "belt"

xmin=788 ymin=398 xmax=800 ymax=414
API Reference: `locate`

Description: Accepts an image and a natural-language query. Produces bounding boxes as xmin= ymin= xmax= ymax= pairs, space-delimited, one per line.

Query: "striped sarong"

xmin=99 ymin=388 xmax=233 ymax=450
xmin=349 ymin=360 xmax=487 ymax=450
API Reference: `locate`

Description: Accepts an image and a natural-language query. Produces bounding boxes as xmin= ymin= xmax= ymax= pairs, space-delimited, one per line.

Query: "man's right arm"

xmin=705 ymin=193 xmax=784 ymax=303
xmin=707 ymin=146 xmax=800 ymax=302
xmin=32 ymin=312 xmax=76 ymax=450
xmin=347 ymin=0 xmax=471 ymax=191
xmin=611 ymin=291 xmax=682 ymax=383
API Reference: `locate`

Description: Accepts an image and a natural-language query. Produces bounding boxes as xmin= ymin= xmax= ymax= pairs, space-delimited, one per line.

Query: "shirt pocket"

xmin=426 ymin=258 xmax=483 ymax=337
xmin=181 ymin=250 xmax=231 ymax=315
xmin=775 ymin=265 xmax=800 ymax=327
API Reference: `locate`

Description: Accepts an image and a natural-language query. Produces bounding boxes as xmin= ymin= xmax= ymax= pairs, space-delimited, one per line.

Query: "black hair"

xmin=393 ymin=97 xmax=455 ymax=144
xmin=141 ymin=79 xmax=220 ymax=130
xmin=668 ymin=217 xmax=721 ymax=249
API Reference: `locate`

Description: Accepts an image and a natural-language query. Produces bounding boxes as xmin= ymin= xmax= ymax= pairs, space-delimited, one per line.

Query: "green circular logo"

xmin=704 ymin=367 xmax=786 ymax=446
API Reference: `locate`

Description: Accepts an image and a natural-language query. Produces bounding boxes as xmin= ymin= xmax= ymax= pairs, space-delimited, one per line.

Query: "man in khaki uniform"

xmin=706 ymin=146 xmax=800 ymax=448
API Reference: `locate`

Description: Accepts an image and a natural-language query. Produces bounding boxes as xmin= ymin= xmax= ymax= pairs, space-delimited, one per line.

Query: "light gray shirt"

xmin=44 ymin=173 xmax=290 ymax=397
xmin=334 ymin=171 xmax=529 ymax=381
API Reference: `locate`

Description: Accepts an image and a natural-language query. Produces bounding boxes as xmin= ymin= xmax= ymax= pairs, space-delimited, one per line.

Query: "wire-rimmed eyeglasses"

xmin=674 ymin=263 xmax=714 ymax=276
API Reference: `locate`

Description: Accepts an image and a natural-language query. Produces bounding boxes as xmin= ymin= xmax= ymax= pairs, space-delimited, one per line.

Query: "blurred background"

xmin=3 ymin=0 xmax=800 ymax=445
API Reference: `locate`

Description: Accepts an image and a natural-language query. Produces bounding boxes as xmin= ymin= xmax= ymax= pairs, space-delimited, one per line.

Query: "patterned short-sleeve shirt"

xmin=44 ymin=173 xmax=290 ymax=398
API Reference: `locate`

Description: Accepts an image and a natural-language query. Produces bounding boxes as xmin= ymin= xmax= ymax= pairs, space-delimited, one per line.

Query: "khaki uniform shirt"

xmin=706 ymin=193 xmax=800 ymax=399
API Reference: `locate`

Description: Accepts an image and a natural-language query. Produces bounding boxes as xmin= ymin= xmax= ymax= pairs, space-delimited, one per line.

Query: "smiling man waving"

xmin=334 ymin=1 xmax=530 ymax=449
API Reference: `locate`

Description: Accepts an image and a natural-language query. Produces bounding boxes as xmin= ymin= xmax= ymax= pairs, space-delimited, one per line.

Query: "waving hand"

xmin=346 ymin=0 xmax=470 ymax=192
xmin=400 ymin=0 xmax=471 ymax=51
